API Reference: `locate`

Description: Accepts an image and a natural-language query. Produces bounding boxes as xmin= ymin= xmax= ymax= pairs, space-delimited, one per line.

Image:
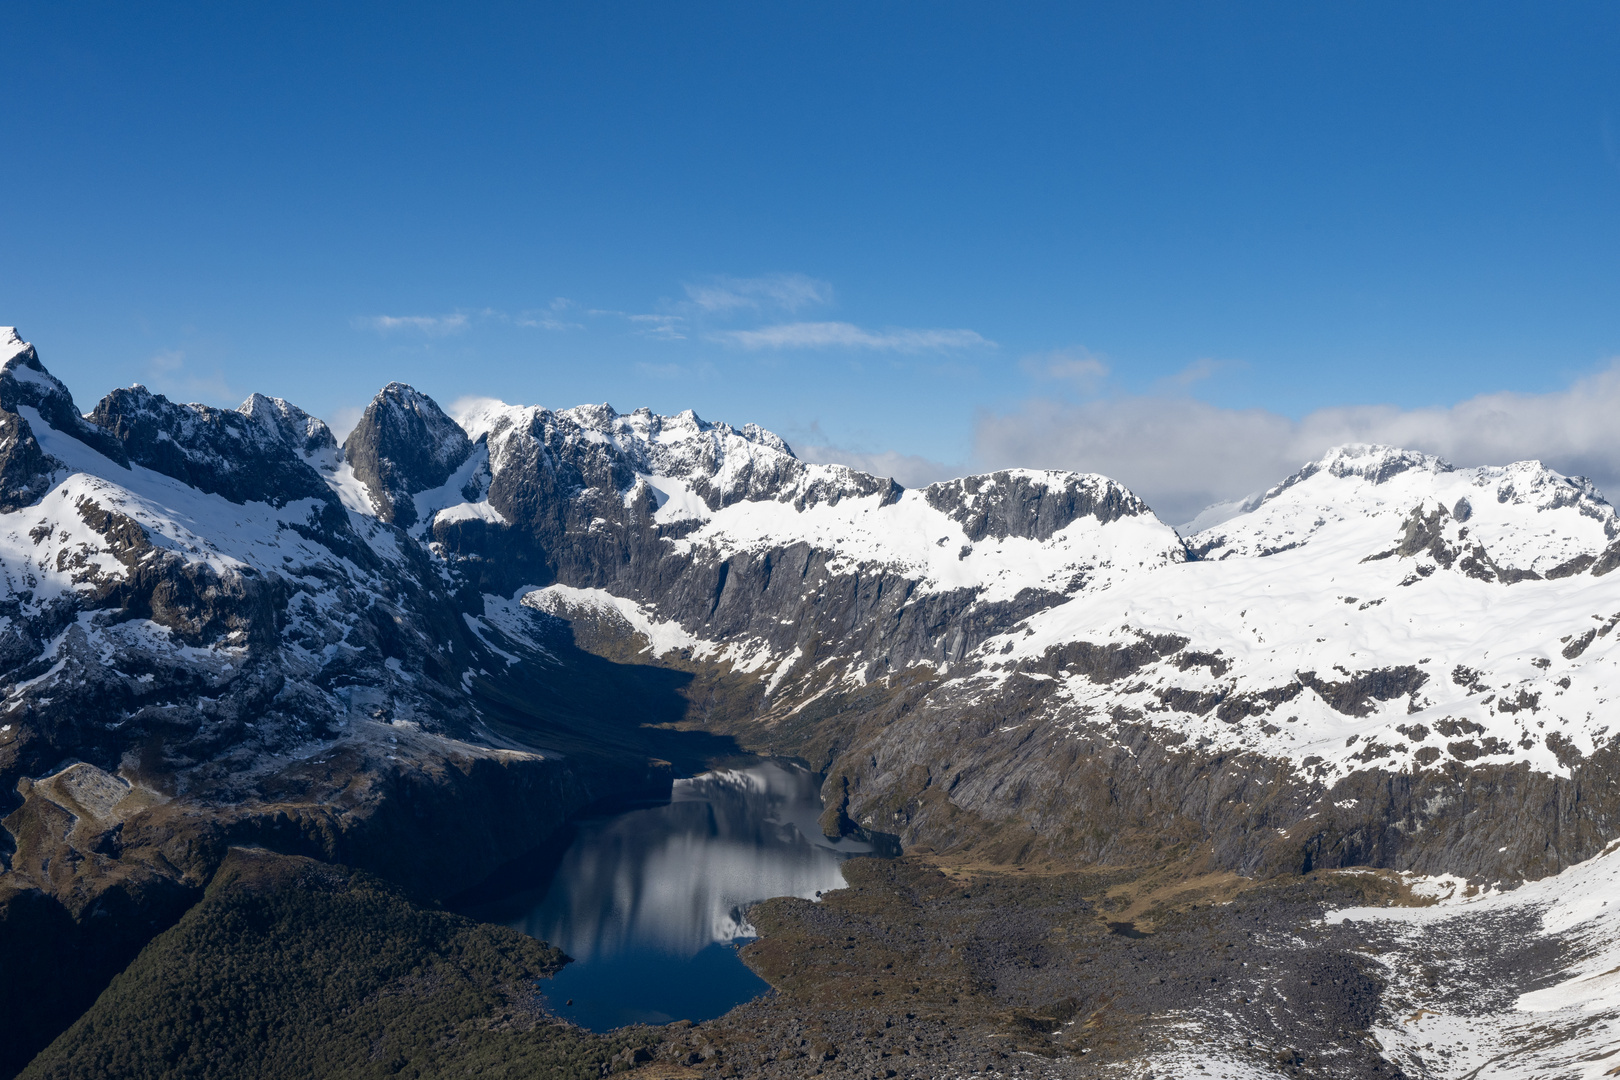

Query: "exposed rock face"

xmin=430 ymin=400 xmax=902 ymax=593
xmin=0 ymin=409 xmax=55 ymax=513
xmin=0 ymin=338 xmax=520 ymax=888
xmin=421 ymin=402 xmax=1119 ymax=677
xmin=88 ymin=386 xmax=337 ymax=507
xmin=922 ymin=469 xmax=1152 ymax=540
xmin=343 ymin=383 xmax=473 ymax=526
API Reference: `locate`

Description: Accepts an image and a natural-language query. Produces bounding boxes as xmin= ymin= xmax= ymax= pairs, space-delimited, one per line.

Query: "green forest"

xmin=21 ymin=849 xmax=660 ymax=1080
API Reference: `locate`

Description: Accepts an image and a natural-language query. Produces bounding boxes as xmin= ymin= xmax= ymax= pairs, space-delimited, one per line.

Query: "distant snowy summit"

xmin=1185 ymin=442 xmax=1618 ymax=577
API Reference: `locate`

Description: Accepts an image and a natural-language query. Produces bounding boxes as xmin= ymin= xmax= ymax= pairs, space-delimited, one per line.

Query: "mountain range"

xmin=2 ymin=325 xmax=1617 ymax=1079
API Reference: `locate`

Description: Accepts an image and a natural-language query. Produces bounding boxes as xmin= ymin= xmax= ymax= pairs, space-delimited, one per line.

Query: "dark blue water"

xmin=463 ymin=761 xmax=870 ymax=1031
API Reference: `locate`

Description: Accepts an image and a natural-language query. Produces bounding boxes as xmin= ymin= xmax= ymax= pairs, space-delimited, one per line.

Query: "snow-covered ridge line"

xmin=660 ymin=479 xmax=1186 ymax=604
xmin=969 ymin=439 xmax=1620 ymax=781
xmin=456 ymin=395 xmax=898 ymax=517
xmin=1190 ymin=443 xmax=1619 ymax=570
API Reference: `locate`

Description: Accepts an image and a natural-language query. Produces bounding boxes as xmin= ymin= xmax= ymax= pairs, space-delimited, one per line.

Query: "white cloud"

xmin=634 ymin=362 xmax=685 ymax=379
xmin=715 ymin=321 xmax=993 ymax=352
xmin=148 ymin=349 xmax=184 ymax=375
xmin=629 ymin=314 xmax=686 ymax=340
xmin=1021 ymin=347 xmax=1110 ymax=391
xmin=684 ymin=273 xmax=833 ymax=314
xmin=357 ymin=313 xmax=470 ymax=336
xmin=325 ymin=405 xmax=366 ymax=444
xmin=795 ymin=444 xmax=964 ymax=489
xmin=1160 ymin=356 xmax=1235 ymax=389
xmin=142 ymin=349 xmax=235 ymax=404
xmin=447 ymin=395 xmax=506 ymax=430
xmin=517 ymin=298 xmax=584 ymax=331
xmin=975 ymin=359 xmax=1620 ymax=529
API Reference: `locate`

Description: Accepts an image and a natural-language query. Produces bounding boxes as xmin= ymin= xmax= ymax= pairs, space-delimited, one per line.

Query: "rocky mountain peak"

xmin=460 ymin=398 xmax=890 ymax=520
xmin=1315 ymin=443 xmax=1451 ymax=484
xmin=1250 ymin=444 xmax=1451 ymax=513
xmin=0 ymin=326 xmax=30 ymax=365
xmin=9 ymin=327 xmax=1620 ymax=1080
xmin=921 ymin=469 xmax=1156 ymax=543
xmin=87 ymin=385 xmax=337 ymax=508
xmin=238 ymin=392 xmax=338 ymax=458
xmin=1186 ymin=442 xmax=1618 ymax=577
xmin=0 ymin=330 xmax=130 ymax=467
xmin=343 ymin=382 xmax=474 ymax=527
xmin=556 ymin=401 xmax=798 ymax=463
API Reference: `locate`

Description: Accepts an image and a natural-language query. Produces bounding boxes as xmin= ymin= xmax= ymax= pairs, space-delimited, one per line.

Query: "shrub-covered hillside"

xmin=20 ymin=849 xmax=660 ymax=1080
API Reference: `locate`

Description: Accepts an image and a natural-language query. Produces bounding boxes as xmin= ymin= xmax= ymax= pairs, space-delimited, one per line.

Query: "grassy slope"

xmin=20 ymin=849 xmax=658 ymax=1080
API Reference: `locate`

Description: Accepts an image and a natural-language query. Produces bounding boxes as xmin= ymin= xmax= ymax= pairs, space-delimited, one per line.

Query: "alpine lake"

xmin=455 ymin=760 xmax=874 ymax=1031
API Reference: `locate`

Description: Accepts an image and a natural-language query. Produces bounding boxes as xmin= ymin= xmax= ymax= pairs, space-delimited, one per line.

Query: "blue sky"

xmin=7 ymin=3 xmax=1620 ymax=521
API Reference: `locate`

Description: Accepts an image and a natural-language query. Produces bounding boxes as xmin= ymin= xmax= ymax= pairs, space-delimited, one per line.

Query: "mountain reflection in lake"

xmin=471 ymin=761 xmax=871 ymax=1031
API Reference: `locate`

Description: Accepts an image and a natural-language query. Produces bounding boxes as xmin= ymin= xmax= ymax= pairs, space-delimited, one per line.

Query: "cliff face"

xmin=341 ymin=382 xmax=474 ymax=527
xmin=0 ymin=334 xmax=678 ymax=1069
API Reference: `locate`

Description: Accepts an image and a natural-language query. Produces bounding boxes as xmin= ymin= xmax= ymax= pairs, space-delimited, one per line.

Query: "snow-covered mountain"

xmin=979 ymin=442 xmax=1620 ymax=781
xmin=3 ymin=325 xmax=1619 ymax=867
xmin=4 ymin=325 xmax=1620 ymax=1077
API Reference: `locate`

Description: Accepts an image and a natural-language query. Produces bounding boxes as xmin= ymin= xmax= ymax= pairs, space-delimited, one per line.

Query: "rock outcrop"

xmin=344 ymin=382 xmax=473 ymax=526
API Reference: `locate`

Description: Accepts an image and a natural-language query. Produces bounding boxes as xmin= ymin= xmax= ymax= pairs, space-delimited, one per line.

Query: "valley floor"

xmin=26 ymin=839 xmax=1618 ymax=1080
xmin=666 ymin=849 xmax=1619 ymax=1079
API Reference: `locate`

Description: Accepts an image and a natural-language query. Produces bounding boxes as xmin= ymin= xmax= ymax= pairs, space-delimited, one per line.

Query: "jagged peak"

xmin=350 ymin=383 xmax=470 ymax=460
xmin=1185 ymin=441 xmax=1619 ymax=572
xmin=563 ymin=401 xmax=623 ymax=430
xmin=85 ymin=385 xmax=339 ymax=506
xmin=90 ymin=383 xmax=336 ymax=461
xmin=739 ymin=422 xmax=792 ymax=455
xmin=0 ymin=330 xmax=75 ymax=399
xmin=453 ymin=396 xmax=891 ymax=518
xmin=0 ymin=331 xmax=131 ymax=467
xmin=1193 ymin=443 xmax=1451 ymax=525
xmin=455 ymin=399 xmax=1160 ymax=540
xmin=553 ymin=401 xmax=798 ymax=457
xmin=237 ymin=393 xmax=338 ymax=457
xmin=343 ymin=382 xmax=473 ymax=527
xmin=1257 ymin=444 xmax=1609 ymax=518
xmin=1 ymin=327 xmax=32 ymax=367
xmin=1280 ymin=443 xmax=1451 ymax=495
xmin=358 ymin=382 xmax=466 ymax=445
xmin=1469 ymin=457 xmax=1611 ymax=508
xmin=921 ymin=468 xmax=1158 ymax=542
xmin=372 ymin=380 xmax=440 ymax=408
xmin=927 ymin=467 xmax=1135 ymax=493
xmin=1186 ymin=444 xmax=1613 ymax=542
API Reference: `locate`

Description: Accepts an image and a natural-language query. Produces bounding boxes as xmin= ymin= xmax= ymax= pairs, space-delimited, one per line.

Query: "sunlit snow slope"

xmin=965 ymin=445 xmax=1620 ymax=780
xmin=1323 ymin=840 xmax=1620 ymax=1078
